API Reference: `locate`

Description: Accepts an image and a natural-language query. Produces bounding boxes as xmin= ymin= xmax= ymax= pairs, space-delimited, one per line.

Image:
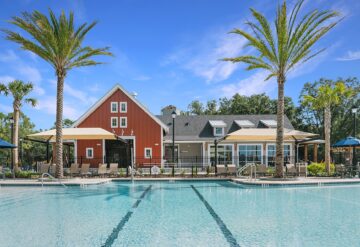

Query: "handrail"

xmin=237 ymin=163 xmax=256 ymax=178
xmin=40 ymin=173 xmax=67 ymax=188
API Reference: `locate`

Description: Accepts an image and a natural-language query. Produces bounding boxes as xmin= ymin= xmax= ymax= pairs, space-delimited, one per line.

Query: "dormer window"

xmin=235 ymin=120 xmax=255 ymax=128
xmin=214 ymin=127 xmax=224 ymax=136
xmin=260 ymin=120 xmax=277 ymax=128
xmin=209 ymin=120 xmax=227 ymax=137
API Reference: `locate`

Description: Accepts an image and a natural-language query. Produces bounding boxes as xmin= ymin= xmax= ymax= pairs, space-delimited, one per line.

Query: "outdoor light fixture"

xmin=352 ymin=107 xmax=358 ymax=114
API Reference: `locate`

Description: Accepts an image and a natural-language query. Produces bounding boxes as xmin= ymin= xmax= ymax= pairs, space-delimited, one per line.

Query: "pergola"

xmin=222 ymin=128 xmax=321 ymax=164
xmin=27 ymin=128 xmax=117 ymax=163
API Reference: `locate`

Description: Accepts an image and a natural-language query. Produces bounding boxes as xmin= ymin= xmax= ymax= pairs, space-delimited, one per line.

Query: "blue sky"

xmin=0 ymin=0 xmax=359 ymax=129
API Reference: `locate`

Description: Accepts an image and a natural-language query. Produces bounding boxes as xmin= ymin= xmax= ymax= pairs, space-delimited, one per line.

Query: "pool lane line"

xmin=101 ymin=185 xmax=152 ymax=247
xmin=191 ymin=185 xmax=240 ymax=247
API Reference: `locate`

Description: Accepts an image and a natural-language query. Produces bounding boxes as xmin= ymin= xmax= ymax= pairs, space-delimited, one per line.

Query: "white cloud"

xmin=0 ymin=104 xmax=13 ymax=113
xmin=0 ymin=50 xmax=18 ymax=62
xmin=337 ymin=50 xmax=360 ymax=61
xmin=0 ymin=75 xmax=16 ymax=83
xmin=35 ymin=96 xmax=81 ymax=120
xmin=219 ymin=71 xmax=276 ymax=97
xmin=64 ymin=83 xmax=97 ymax=105
xmin=163 ymin=22 xmax=248 ymax=83
xmin=133 ymin=75 xmax=151 ymax=81
xmin=16 ymin=65 xmax=45 ymax=95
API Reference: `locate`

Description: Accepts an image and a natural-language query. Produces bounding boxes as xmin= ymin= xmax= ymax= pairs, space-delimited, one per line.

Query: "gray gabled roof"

xmin=157 ymin=114 xmax=294 ymax=141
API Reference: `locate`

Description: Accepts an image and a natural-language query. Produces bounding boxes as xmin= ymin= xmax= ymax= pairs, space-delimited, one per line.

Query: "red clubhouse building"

xmin=71 ymin=84 xmax=317 ymax=168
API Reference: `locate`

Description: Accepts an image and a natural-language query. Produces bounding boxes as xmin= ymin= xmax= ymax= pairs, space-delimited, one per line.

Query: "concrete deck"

xmin=0 ymin=178 xmax=111 ymax=186
xmin=232 ymin=177 xmax=360 ymax=187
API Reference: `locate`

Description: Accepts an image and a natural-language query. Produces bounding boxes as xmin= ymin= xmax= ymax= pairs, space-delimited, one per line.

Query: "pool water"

xmin=1 ymin=181 xmax=360 ymax=247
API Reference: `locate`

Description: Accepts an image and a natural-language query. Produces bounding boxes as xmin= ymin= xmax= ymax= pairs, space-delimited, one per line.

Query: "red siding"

xmin=76 ymin=88 xmax=163 ymax=167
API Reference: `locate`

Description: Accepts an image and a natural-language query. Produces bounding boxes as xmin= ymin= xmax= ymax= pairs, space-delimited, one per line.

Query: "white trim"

xmin=161 ymin=128 xmax=164 ymax=167
xmin=111 ymin=117 xmax=118 ymax=128
xmin=120 ymin=101 xmax=127 ymax=113
xmin=86 ymin=147 xmax=94 ymax=159
xmin=74 ymin=140 xmax=77 ymax=162
xmin=110 ymin=102 xmax=118 ymax=113
xmin=72 ymin=84 xmax=169 ymax=132
xmin=102 ymin=139 xmax=105 ymax=163
xmin=208 ymin=143 xmax=234 ymax=164
xmin=120 ymin=117 xmax=127 ymax=128
xmin=265 ymin=143 xmax=292 ymax=166
xmin=144 ymin=147 xmax=152 ymax=158
xmin=213 ymin=127 xmax=224 ymax=136
xmin=237 ymin=143 xmax=263 ymax=165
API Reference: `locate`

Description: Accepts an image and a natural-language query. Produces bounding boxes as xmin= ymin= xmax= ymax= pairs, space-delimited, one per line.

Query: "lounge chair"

xmin=38 ymin=163 xmax=50 ymax=174
xmin=286 ymin=164 xmax=297 ymax=177
xmin=216 ymin=165 xmax=226 ymax=176
xmin=256 ymin=165 xmax=267 ymax=177
xmin=49 ymin=164 xmax=57 ymax=176
xmin=109 ymin=163 xmax=118 ymax=176
xmin=97 ymin=163 xmax=108 ymax=177
xmin=335 ymin=164 xmax=345 ymax=177
xmin=69 ymin=163 xmax=80 ymax=177
xmin=80 ymin=163 xmax=91 ymax=177
xmin=227 ymin=164 xmax=237 ymax=175
xmin=297 ymin=164 xmax=307 ymax=177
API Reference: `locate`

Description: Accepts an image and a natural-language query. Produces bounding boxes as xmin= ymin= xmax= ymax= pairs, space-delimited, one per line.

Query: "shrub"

xmin=307 ymin=162 xmax=335 ymax=176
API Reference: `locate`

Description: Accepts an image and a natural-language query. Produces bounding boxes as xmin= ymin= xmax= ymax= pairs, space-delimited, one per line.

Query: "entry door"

xmin=164 ymin=144 xmax=178 ymax=163
xmin=105 ymin=140 xmax=133 ymax=167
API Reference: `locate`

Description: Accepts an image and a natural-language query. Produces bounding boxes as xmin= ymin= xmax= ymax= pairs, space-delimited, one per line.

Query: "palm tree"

xmin=3 ymin=10 xmax=113 ymax=178
xmin=303 ymin=81 xmax=353 ymax=174
xmin=0 ymin=80 xmax=37 ymax=173
xmin=223 ymin=0 xmax=340 ymax=177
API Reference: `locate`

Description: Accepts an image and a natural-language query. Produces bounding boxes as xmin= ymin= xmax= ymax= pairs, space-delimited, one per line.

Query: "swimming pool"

xmin=1 ymin=180 xmax=360 ymax=247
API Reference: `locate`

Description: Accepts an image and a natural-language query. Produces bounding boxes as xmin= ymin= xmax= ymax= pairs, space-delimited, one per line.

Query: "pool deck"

xmin=1 ymin=176 xmax=360 ymax=187
xmin=232 ymin=177 xmax=360 ymax=187
xmin=0 ymin=178 xmax=112 ymax=186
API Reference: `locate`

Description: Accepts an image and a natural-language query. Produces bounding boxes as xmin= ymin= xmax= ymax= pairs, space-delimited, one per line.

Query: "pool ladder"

xmin=41 ymin=173 xmax=67 ymax=188
xmin=237 ymin=163 xmax=256 ymax=180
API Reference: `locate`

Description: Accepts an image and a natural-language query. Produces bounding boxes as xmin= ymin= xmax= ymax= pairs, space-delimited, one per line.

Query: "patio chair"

xmin=69 ymin=163 xmax=80 ymax=177
xmin=109 ymin=163 xmax=119 ymax=176
xmin=216 ymin=165 xmax=226 ymax=176
xmin=227 ymin=164 xmax=237 ymax=175
xmin=97 ymin=163 xmax=108 ymax=177
xmin=80 ymin=163 xmax=91 ymax=177
xmin=256 ymin=165 xmax=267 ymax=177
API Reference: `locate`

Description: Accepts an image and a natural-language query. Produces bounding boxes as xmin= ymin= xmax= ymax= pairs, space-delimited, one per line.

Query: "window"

xmin=214 ymin=127 xmax=224 ymax=136
xmin=266 ymin=144 xmax=291 ymax=166
xmin=238 ymin=144 xmax=262 ymax=166
xmin=86 ymin=148 xmax=94 ymax=159
xmin=111 ymin=117 xmax=118 ymax=128
xmin=111 ymin=102 xmax=118 ymax=113
xmin=120 ymin=102 xmax=127 ymax=113
xmin=144 ymin=148 xmax=152 ymax=158
xmin=209 ymin=144 xmax=233 ymax=165
xmin=120 ymin=117 xmax=127 ymax=128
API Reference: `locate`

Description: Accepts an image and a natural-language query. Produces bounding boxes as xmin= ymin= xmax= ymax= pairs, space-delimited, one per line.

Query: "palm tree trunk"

xmin=324 ymin=105 xmax=331 ymax=174
xmin=55 ymin=71 xmax=65 ymax=178
xmin=275 ymin=76 xmax=285 ymax=178
xmin=12 ymin=105 xmax=20 ymax=173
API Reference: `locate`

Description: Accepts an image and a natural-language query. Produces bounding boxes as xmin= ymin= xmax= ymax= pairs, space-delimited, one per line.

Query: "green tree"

xmin=52 ymin=118 xmax=75 ymax=129
xmin=0 ymin=80 xmax=36 ymax=172
xmin=223 ymin=0 xmax=340 ymax=177
xmin=3 ymin=10 xmax=113 ymax=177
xmin=188 ymin=100 xmax=204 ymax=115
xmin=298 ymin=77 xmax=360 ymax=141
xmin=204 ymin=100 xmax=217 ymax=115
xmin=302 ymin=81 xmax=354 ymax=173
